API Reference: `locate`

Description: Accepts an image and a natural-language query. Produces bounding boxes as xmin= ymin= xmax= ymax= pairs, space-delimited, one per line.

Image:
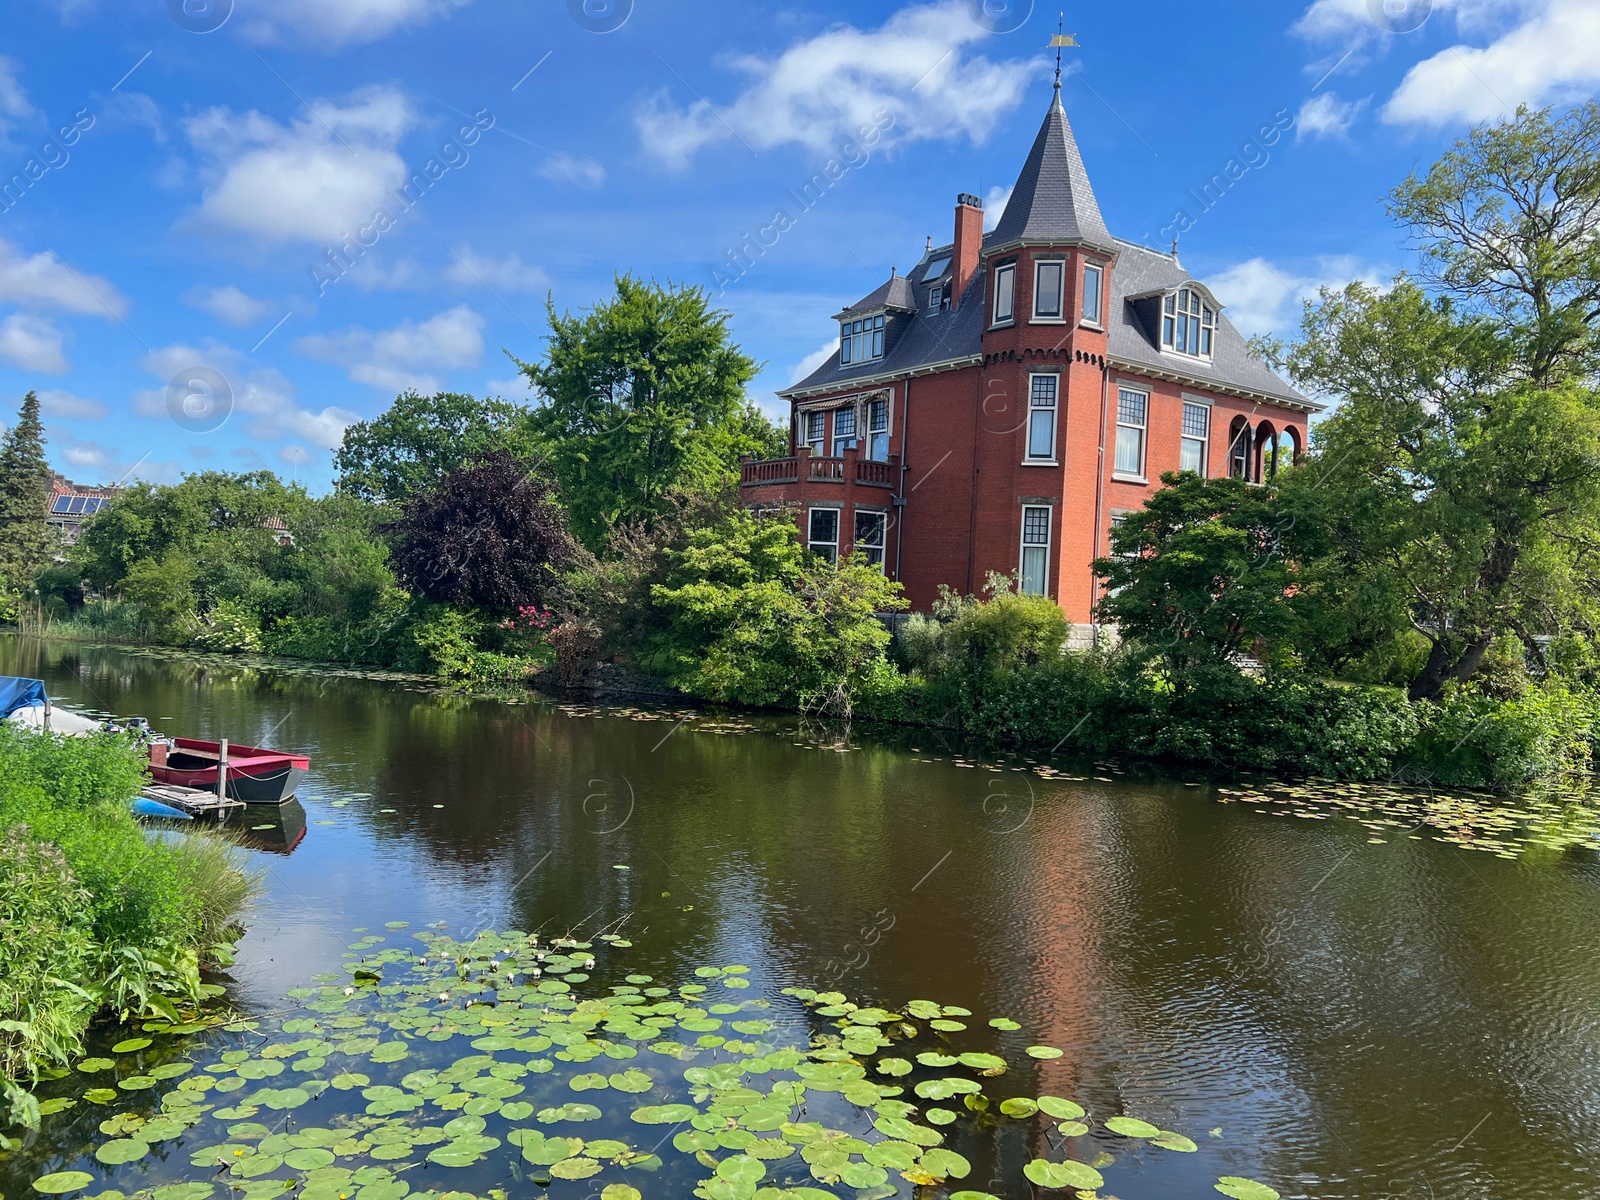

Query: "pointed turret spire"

xmin=987 ymin=76 xmax=1113 ymax=251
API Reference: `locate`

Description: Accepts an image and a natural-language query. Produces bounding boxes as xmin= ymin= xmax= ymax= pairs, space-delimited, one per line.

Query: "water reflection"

xmin=4 ymin=636 xmax=1600 ymax=1199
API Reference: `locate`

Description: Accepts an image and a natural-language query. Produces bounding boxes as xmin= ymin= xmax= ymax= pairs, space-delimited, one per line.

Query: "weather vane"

xmin=1049 ymin=13 xmax=1078 ymax=91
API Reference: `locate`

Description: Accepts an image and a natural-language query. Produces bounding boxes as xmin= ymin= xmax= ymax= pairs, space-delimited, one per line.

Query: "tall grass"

xmin=0 ymin=725 xmax=258 ymax=1129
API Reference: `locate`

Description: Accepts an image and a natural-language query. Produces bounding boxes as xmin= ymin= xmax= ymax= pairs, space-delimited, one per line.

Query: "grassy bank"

xmin=0 ymin=726 xmax=256 ymax=1131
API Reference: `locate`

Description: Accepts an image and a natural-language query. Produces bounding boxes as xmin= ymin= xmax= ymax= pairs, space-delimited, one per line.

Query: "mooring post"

xmin=44 ymin=699 xmax=51 ymax=732
xmin=218 ymin=738 xmax=230 ymax=803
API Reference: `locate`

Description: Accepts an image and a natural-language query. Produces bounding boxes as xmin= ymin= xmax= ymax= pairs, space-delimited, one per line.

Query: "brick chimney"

xmin=952 ymin=192 xmax=984 ymax=310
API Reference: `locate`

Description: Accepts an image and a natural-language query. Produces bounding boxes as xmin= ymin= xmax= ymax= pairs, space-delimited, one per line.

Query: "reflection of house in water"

xmin=48 ymin=474 xmax=121 ymax=545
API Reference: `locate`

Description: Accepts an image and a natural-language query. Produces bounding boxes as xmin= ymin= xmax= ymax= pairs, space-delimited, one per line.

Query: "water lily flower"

xmin=343 ymin=987 xmax=354 ymax=996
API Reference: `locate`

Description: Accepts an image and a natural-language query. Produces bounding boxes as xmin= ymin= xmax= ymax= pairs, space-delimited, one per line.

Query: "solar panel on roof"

xmin=52 ymin=496 xmax=73 ymax=513
xmin=67 ymin=496 xmax=86 ymax=514
xmin=84 ymin=498 xmax=102 ymax=514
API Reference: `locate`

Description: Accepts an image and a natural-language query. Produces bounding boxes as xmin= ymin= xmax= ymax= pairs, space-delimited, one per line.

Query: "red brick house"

xmin=741 ymin=84 xmax=1320 ymax=638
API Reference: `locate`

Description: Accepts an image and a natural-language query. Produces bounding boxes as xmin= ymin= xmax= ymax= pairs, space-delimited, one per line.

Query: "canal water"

xmin=4 ymin=637 xmax=1600 ymax=1199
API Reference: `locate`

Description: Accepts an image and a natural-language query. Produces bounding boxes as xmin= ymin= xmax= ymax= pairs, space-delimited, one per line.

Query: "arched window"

xmin=1228 ymin=416 xmax=1252 ymax=480
xmin=1255 ymin=421 xmax=1276 ymax=480
xmin=1282 ymin=426 xmax=1303 ymax=466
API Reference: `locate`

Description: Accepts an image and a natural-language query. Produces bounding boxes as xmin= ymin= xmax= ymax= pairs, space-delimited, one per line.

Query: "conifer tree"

xmin=0 ymin=391 xmax=54 ymax=590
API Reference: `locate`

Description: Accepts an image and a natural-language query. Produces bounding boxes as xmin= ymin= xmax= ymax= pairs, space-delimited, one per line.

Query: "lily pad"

xmin=32 ymin=1173 xmax=97 ymax=1194
xmin=1215 ymin=1179 xmax=1280 ymax=1200
xmin=1153 ymin=1131 xmax=1198 ymax=1152
xmin=95 ymin=1139 xmax=151 ymax=1165
xmin=1023 ymin=1159 xmax=1104 ymax=1190
xmin=111 ymin=1038 xmax=152 ymax=1055
xmin=1037 ymin=1096 xmax=1086 ymax=1120
xmin=630 ymin=1103 xmax=697 ymax=1124
xmin=1024 ymin=1045 xmax=1063 ymax=1059
xmin=1105 ymin=1115 xmax=1162 ymax=1138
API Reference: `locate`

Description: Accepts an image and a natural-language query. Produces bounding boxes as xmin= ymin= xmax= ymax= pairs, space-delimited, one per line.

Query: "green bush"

xmin=647 ymin=511 xmax=905 ymax=714
xmin=1408 ymin=682 xmax=1596 ymax=788
xmin=0 ymin=727 xmax=257 ymax=1128
xmin=191 ymin=597 xmax=265 ymax=654
xmin=0 ymin=827 xmax=94 ymax=1129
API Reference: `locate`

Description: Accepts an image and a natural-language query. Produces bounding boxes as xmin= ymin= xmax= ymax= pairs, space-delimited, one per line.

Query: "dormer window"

xmin=928 ymin=284 xmax=946 ymax=313
xmin=1162 ymin=288 xmax=1215 ymax=358
xmin=840 ymin=313 xmax=885 ymax=365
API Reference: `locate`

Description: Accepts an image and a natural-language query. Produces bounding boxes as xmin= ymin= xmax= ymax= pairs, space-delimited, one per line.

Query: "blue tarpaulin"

xmin=0 ymin=677 xmax=49 ymax=721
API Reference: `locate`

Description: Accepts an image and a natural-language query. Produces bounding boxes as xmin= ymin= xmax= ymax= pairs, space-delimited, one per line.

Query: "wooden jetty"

xmin=138 ymin=783 xmax=245 ymax=818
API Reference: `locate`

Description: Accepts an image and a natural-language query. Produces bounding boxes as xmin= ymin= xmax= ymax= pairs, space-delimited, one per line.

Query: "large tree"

xmin=1286 ymin=103 xmax=1600 ymax=701
xmin=1093 ymin=473 xmax=1299 ymax=680
xmin=386 ymin=451 xmax=578 ymax=615
xmin=517 ymin=275 xmax=778 ymax=549
xmin=334 ymin=391 xmax=534 ymax=505
xmin=0 ymin=392 xmax=53 ymax=590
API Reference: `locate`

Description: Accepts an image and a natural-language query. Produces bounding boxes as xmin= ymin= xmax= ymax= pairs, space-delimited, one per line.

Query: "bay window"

xmin=993 ymin=263 xmax=1015 ymax=325
xmin=1034 ymin=260 xmax=1064 ymax=320
xmin=1082 ymin=261 xmax=1103 ymax=324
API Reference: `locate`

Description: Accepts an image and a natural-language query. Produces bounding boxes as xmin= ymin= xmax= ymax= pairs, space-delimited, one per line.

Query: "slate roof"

xmin=836 ymin=274 xmax=918 ymax=319
xmin=779 ymin=94 xmax=1315 ymax=411
xmin=987 ymin=87 xmax=1114 ymax=250
xmin=1106 ymin=241 xmax=1312 ymax=407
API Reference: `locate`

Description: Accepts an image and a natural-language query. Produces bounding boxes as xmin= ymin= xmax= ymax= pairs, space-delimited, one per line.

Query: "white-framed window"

xmin=832 ymin=406 xmax=857 ymax=457
xmin=993 ymin=263 xmax=1015 ymax=325
xmin=928 ymin=283 xmax=946 ymax=313
xmin=1019 ymin=505 xmax=1052 ymax=596
xmin=1026 ymin=373 xmax=1058 ymax=461
xmin=1161 ymin=288 xmax=1216 ymax=358
xmin=804 ymin=410 xmax=826 ymax=456
xmin=1082 ymin=262 xmax=1103 ymax=324
xmin=1033 ymin=260 xmax=1064 ymax=320
xmin=1180 ymin=400 xmax=1210 ymax=475
xmin=866 ymin=398 xmax=889 ymax=461
xmin=808 ymin=507 xmax=840 ymax=564
xmin=854 ymin=510 xmax=887 ymax=569
xmin=1115 ymin=387 xmax=1148 ymax=477
xmin=840 ymin=313 xmax=885 ymax=365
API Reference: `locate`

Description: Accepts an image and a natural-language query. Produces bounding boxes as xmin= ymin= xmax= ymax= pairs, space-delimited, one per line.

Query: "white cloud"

xmin=185 ymin=284 xmax=276 ymax=327
xmin=445 ymin=248 xmax=547 ymax=292
xmin=1209 ymin=255 xmax=1390 ymax=338
xmin=789 ymin=336 xmax=839 ymax=385
xmin=0 ymin=240 xmax=127 ymax=317
xmin=133 ymin=342 xmax=359 ymax=449
xmin=537 ymin=152 xmax=605 ymax=188
xmin=982 ymin=184 xmax=1012 ymax=232
xmin=0 ymin=55 xmax=32 ymax=149
xmin=485 ymin=374 xmax=533 ymax=397
xmin=0 ymin=313 xmax=69 ymax=373
xmin=184 ymin=86 xmax=416 ymax=245
xmin=635 ymin=1 xmax=1037 ymax=168
xmin=1383 ymin=0 xmax=1600 ymax=125
xmin=1297 ymin=92 xmax=1365 ymax=139
xmin=54 ymin=434 xmax=180 ymax=484
xmin=37 ymin=388 xmax=106 ymax=420
xmin=242 ymin=0 xmax=472 ymax=48
xmin=347 ymin=257 xmax=426 ymax=291
xmin=294 ymin=305 xmax=485 ymax=394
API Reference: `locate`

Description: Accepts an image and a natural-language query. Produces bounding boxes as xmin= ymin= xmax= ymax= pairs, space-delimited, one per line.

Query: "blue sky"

xmin=1 ymin=0 xmax=1595 ymax=492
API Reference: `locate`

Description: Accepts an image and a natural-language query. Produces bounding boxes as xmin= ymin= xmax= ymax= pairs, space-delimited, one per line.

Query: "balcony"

xmin=740 ymin=446 xmax=898 ymax=489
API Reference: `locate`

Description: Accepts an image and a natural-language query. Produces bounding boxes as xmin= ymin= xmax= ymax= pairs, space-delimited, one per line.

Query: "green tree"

xmin=518 ymin=276 xmax=768 ymax=549
xmin=1284 ymin=103 xmax=1600 ymax=701
xmin=647 ymin=511 xmax=905 ymax=714
xmin=0 ymin=392 xmax=53 ymax=590
xmin=1093 ymin=473 xmax=1298 ymax=679
xmin=1389 ymin=101 xmax=1600 ymax=388
xmin=334 ymin=391 xmax=534 ymax=505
